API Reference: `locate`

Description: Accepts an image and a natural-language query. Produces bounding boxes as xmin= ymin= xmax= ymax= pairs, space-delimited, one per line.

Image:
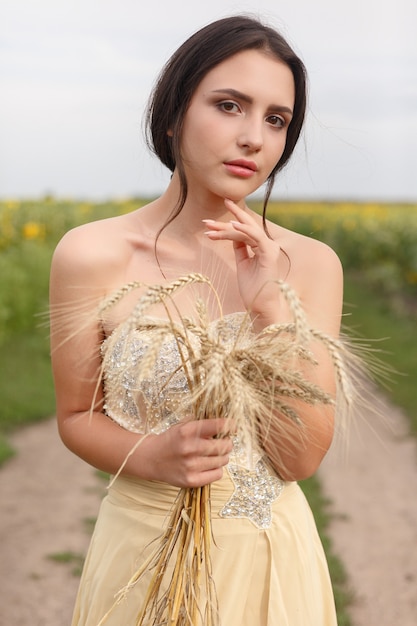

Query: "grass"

xmin=0 ymin=328 xmax=54 ymax=427
xmin=0 ymin=327 xmax=55 ymax=465
xmin=47 ymin=551 xmax=85 ymax=577
xmin=342 ymin=274 xmax=417 ymax=434
xmin=301 ymin=475 xmax=353 ymax=625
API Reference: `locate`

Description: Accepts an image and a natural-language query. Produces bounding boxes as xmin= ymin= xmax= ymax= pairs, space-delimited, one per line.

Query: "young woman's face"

xmin=180 ymin=49 xmax=295 ymax=203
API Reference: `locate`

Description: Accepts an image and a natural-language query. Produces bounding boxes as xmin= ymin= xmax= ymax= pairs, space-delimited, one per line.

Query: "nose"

xmin=237 ymin=116 xmax=263 ymax=152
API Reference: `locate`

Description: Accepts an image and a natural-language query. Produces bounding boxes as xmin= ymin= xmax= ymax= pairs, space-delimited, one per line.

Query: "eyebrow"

xmin=211 ymin=88 xmax=293 ymax=116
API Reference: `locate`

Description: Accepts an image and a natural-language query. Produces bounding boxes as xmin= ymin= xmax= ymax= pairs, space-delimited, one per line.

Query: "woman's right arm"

xmin=50 ymin=227 xmax=232 ymax=487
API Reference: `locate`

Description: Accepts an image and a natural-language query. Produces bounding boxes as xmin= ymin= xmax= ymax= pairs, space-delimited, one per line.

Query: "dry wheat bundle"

xmin=95 ymin=272 xmax=362 ymax=625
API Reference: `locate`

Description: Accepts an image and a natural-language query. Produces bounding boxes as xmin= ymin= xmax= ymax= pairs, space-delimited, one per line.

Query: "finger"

xmin=189 ymin=467 xmax=225 ymax=488
xmin=202 ymin=218 xmax=224 ymax=233
xmin=232 ymin=238 xmax=252 ymax=265
xmin=206 ymin=437 xmax=233 ymax=457
xmin=223 ymin=198 xmax=255 ymax=225
xmin=224 ymin=200 xmax=278 ymax=253
xmin=203 ymin=199 xmax=256 ymax=232
xmin=230 ymin=221 xmax=261 ymax=248
xmin=203 ymin=220 xmax=259 ymax=248
xmin=197 ymin=417 xmax=235 ymax=438
xmin=189 ymin=419 xmax=235 ymax=442
xmin=194 ymin=451 xmax=231 ymax=472
xmin=179 ymin=417 xmax=234 ymax=441
xmin=188 ymin=429 xmax=233 ymax=456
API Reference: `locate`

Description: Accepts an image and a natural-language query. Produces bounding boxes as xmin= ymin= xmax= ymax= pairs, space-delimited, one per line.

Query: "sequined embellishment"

xmin=101 ymin=312 xmax=284 ymax=529
xmin=101 ymin=329 xmax=191 ymax=434
xmin=219 ymin=459 xmax=284 ymax=529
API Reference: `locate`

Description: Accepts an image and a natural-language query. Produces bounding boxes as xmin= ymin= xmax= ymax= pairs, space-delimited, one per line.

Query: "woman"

xmin=50 ymin=15 xmax=342 ymax=625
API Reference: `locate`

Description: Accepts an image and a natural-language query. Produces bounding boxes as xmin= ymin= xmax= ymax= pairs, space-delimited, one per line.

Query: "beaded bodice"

xmin=101 ymin=313 xmax=284 ymax=528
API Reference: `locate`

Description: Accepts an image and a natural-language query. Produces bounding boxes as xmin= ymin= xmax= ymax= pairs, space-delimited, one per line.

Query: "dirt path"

xmin=0 ymin=420 xmax=104 ymax=626
xmin=0 ymin=398 xmax=416 ymax=626
xmin=319 ymin=394 xmax=417 ymax=625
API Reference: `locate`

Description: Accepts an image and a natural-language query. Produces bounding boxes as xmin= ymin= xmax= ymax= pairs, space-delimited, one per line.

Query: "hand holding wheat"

xmin=147 ymin=417 xmax=233 ymax=488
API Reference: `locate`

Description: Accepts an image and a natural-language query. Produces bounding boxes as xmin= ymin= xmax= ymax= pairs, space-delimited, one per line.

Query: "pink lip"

xmin=224 ymin=159 xmax=258 ymax=178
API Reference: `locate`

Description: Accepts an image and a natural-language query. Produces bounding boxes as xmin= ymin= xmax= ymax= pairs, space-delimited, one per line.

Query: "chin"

xmin=220 ymin=182 xmax=261 ymax=203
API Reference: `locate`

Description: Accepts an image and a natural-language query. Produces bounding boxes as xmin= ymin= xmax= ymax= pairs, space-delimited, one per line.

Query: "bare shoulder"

xmin=53 ymin=214 xmax=126 ymax=262
xmin=291 ymin=230 xmax=342 ymax=276
xmin=267 ymin=220 xmax=343 ymax=334
xmin=266 ymin=219 xmax=342 ymax=278
xmin=51 ymin=213 xmax=141 ymax=290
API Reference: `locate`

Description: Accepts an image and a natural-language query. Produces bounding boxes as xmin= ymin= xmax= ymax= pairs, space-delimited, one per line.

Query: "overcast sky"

xmin=1 ymin=0 xmax=416 ymax=201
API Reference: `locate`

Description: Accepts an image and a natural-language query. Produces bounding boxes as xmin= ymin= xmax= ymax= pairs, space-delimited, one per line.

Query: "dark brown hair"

xmin=145 ymin=14 xmax=308 ymax=230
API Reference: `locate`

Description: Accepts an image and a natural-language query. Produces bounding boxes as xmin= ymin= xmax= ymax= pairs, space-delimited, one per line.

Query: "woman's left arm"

xmin=204 ymin=198 xmax=344 ymax=480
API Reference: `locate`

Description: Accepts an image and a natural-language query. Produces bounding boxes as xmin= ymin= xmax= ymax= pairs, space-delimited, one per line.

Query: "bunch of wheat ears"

xmin=93 ymin=272 xmax=370 ymax=626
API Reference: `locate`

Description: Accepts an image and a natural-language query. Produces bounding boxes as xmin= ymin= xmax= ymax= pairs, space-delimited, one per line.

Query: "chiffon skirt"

xmin=71 ymin=472 xmax=337 ymax=625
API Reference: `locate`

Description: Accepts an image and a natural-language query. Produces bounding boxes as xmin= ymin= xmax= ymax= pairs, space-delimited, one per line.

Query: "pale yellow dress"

xmin=71 ymin=313 xmax=338 ymax=625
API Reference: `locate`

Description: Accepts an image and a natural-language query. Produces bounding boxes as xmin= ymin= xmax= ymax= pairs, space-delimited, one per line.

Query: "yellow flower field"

xmin=0 ymin=198 xmax=416 ymax=342
xmin=262 ymin=201 xmax=417 ymax=291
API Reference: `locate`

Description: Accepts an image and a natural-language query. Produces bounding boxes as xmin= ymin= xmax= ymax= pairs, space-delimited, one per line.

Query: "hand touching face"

xmin=203 ymin=198 xmax=286 ymax=327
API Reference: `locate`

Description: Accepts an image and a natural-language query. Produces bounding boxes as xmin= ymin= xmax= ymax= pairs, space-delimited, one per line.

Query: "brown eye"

xmin=267 ymin=114 xmax=285 ymax=128
xmin=219 ymin=101 xmax=240 ymax=113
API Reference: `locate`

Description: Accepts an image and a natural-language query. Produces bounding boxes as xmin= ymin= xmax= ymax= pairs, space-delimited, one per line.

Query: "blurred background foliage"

xmin=0 ymin=198 xmax=416 ymax=454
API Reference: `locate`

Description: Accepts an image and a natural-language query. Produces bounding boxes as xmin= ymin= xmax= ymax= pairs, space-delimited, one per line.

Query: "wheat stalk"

xmin=96 ymin=273 xmax=361 ymax=625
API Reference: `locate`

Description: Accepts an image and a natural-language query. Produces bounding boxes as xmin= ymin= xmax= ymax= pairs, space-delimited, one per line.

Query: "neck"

xmin=153 ymin=171 xmax=247 ymax=237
